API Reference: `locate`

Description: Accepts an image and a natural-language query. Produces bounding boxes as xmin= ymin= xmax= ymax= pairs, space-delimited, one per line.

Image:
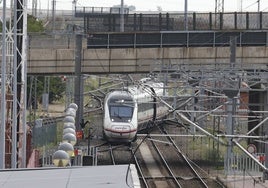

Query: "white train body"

xmin=103 ymin=79 xmax=168 ymax=142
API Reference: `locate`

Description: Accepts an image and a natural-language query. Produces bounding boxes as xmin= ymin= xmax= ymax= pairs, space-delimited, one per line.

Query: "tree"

xmin=128 ymin=5 xmax=136 ymax=11
xmin=157 ymin=6 xmax=163 ymax=12
xmin=48 ymin=77 xmax=65 ymax=103
xmin=27 ymin=14 xmax=44 ymax=32
xmin=27 ymin=76 xmax=66 ymax=109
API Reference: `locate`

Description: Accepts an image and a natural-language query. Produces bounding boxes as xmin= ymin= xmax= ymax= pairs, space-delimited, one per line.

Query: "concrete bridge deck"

xmin=28 ymin=45 xmax=268 ymax=75
xmin=27 ymin=31 xmax=268 ymax=75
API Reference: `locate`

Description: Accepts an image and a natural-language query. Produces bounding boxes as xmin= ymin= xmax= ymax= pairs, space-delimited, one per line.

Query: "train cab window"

xmin=108 ymin=96 xmax=134 ymax=122
xmin=109 ymin=105 xmax=133 ymax=122
xmin=110 ymin=106 xmax=133 ymax=118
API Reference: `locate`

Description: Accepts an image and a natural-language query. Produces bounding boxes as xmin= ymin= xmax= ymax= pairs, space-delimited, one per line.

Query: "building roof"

xmin=0 ymin=165 xmax=140 ymax=188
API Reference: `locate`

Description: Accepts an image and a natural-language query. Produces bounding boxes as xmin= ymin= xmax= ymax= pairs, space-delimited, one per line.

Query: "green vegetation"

xmin=185 ymin=137 xmax=224 ymax=164
xmin=0 ymin=14 xmax=45 ymax=32
xmin=27 ymin=76 xmax=66 ymax=108
xmin=27 ymin=15 xmax=45 ymax=32
xmin=48 ymin=77 xmax=66 ymax=102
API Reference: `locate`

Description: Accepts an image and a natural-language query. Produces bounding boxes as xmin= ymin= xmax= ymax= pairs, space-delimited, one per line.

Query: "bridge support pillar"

xmin=74 ymin=34 xmax=84 ymax=131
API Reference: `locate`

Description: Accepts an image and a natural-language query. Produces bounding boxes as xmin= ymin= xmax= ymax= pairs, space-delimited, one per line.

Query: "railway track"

xmin=133 ymin=125 xmax=225 ymax=188
xmin=155 ymin=126 xmax=209 ymax=187
xmin=96 ymin=143 xmax=133 ymax=165
xmin=93 ymin=123 xmax=225 ymax=187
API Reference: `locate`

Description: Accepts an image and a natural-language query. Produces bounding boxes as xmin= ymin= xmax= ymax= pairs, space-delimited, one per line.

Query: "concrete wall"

xmin=28 ymin=45 xmax=268 ymax=75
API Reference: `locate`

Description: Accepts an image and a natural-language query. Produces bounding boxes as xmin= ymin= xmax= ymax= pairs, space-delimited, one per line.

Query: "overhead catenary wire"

xmin=137 ymin=80 xmax=227 ymax=145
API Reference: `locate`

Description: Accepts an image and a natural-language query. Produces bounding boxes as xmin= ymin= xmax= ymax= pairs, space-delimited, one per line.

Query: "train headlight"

xmin=116 ymin=99 xmax=124 ymax=103
xmin=128 ymin=119 xmax=131 ymax=122
xmin=111 ymin=119 xmax=114 ymax=122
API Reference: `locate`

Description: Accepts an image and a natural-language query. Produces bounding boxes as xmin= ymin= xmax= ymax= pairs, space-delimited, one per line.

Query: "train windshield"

xmin=110 ymin=106 xmax=133 ymax=118
xmin=108 ymin=97 xmax=134 ymax=121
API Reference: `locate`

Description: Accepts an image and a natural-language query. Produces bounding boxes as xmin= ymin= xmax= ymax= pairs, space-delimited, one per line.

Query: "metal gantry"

xmin=215 ymin=0 xmax=224 ymax=13
xmin=145 ymin=35 xmax=267 ymax=174
xmin=0 ymin=0 xmax=28 ymax=169
xmin=32 ymin=0 xmax=37 ymax=17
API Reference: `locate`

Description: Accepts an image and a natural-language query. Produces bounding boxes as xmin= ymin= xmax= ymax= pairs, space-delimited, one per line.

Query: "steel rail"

xmin=149 ymin=136 xmax=183 ymax=188
xmin=160 ymin=127 xmax=209 ymax=188
xmin=108 ymin=144 xmax=116 ymax=165
xmin=130 ymin=148 xmax=149 ymax=188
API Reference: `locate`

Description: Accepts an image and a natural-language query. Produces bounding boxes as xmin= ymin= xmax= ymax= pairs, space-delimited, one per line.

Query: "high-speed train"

xmin=103 ymin=78 xmax=169 ymax=142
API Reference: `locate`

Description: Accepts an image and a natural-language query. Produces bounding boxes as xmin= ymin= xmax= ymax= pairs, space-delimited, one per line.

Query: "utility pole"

xmin=15 ymin=0 xmax=28 ymax=169
xmin=52 ymin=0 xmax=56 ymax=32
xmin=215 ymin=0 xmax=224 ymax=29
xmin=184 ymin=0 xmax=188 ymax=30
xmin=237 ymin=0 xmax=242 ymax=12
xmin=72 ymin=0 xmax=77 ymax=17
xmin=223 ymin=36 xmax=238 ymax=175
xmin=42 ymin=77 xmax=50 ymax=113
xmin=32 ymin=0 xmax=37 ymax=17
xmin=0 ymin=0 xmax=8 ymax=169
xmin=230 ymin=36 xmax=236 ymax=68
xmin=215 ymin=0 xmax=224 ymax=13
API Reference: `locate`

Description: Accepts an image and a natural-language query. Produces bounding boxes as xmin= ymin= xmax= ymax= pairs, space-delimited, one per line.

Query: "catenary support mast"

xmin=0 ymin=0 xmax=28 ymax=169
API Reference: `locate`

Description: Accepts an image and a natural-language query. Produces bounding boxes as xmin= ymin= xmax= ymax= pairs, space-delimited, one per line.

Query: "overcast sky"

xmin=3 ymin=0 xmax=268 ymax=12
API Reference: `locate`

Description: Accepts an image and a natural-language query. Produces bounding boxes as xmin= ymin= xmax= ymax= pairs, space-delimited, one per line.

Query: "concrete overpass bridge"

xmin=28 ymin=30 xmax=268 ymax=75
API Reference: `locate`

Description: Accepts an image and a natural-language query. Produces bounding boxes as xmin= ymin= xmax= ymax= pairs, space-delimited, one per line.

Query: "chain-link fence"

xmin=32 ymin=118 xmax=59 ymax=147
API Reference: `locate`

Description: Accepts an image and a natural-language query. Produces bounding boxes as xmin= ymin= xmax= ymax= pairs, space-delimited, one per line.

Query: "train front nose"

xmin=110 ymin=124 xmax=131 ymax=138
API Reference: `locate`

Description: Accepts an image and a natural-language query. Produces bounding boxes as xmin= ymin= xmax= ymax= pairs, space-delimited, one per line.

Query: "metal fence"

xmin=87 ymin=31 xmax=268 ymax=48
xmin=75 ymin=8 xmax=268 ymax=32
xmin=32 ymin=118 xmax=58 ymax=147
xmin=228 ymin=153 xmax=266 ymax=175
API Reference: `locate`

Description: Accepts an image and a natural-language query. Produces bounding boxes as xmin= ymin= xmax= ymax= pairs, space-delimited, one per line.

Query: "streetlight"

xmin=120 ymin=0 xmax=124 ymax=32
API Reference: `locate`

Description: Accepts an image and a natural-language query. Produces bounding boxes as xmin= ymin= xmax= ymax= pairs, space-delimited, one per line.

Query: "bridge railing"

xmin=75 ymin=6 xmax=129 ymax=16
xmin=76 ymin=10 xmax=268 ymax=32
xmin=87 ymin=31 xmax=268 ymax=49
